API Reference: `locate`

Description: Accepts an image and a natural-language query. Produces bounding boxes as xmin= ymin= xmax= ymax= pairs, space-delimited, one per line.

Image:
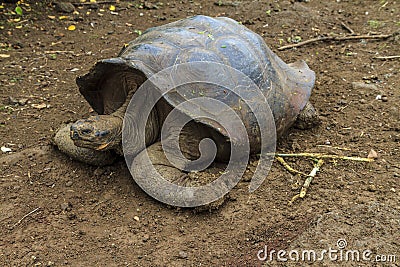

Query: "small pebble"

xmin=67 ymin=213 xmax=77 ymax=220
xmin=134 ymin=216 xmax=140 ymax=221
xmin=54 ymin=2 xmax=75 ymax=13
xmin=368 ymin=149 xmax=378 ymax=159
xmin=390 ymin=188 xmax=396 ymax=193
xmin=381 ymin=96 xmax=388 ymax=102
xmin=359 ymin=99 xmax=367 ymax=104
xmin=94 ymin=168 xmax=105 ymax=176
xmin=19 ymin=98 xmax=28 ymax=105
xmin=1 ymin=146 xmax=12 ymax=153
xmin=367 ymin=184 xmax=377 ymax=192
xmin=178 ymin=251 xmax=188 ymax=259
xmin=142 ymin=234 xmax=150 ymax=242
xmin=65 ymin=180 xmax=73 ymax=187
xmin=325 ymin=140 xmax=331 ymax=145
xmin=78 ymin=230 xmax=86 ymax=235
xmin=60 ymin=202 xmax=72 ymax=211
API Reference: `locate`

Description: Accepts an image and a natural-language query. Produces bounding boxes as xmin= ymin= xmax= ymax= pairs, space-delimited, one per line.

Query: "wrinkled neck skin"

xmin=119 ymin=106 xmax=160 ymax=156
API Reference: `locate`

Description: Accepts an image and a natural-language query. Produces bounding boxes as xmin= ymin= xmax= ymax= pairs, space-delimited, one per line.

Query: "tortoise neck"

xmin=113 ymin=102 xmax=160 ymax=156
xmin=112 ymin=89 xmax=136 ymax=120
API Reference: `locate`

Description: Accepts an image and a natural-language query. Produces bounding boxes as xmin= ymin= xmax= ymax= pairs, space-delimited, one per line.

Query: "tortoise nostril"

xmin=81 ymin=129 xmax=92 ymax=135
xmin=70 ymin=123 xmax=92 ymax=139
xmin=95 ymin=130 xmax=110 ymax=137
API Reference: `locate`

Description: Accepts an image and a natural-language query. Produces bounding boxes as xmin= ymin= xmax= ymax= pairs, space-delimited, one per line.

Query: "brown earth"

xmin=1 ymin=0 xmax=399 ymax=266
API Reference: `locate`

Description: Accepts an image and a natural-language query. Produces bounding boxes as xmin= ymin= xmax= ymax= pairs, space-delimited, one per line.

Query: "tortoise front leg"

xmin=129 ymin=140 xmax=227 ymax=209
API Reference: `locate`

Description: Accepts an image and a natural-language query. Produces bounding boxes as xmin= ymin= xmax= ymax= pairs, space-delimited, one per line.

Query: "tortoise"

xmin=54 ymin=15 xmax=320 ymax=206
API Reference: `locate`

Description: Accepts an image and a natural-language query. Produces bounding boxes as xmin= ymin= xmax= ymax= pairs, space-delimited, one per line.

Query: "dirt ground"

xmin=1 ymin=0 xmax=399 ymax=266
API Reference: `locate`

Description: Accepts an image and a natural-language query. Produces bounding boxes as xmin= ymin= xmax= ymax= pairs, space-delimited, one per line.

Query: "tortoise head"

xmin=70 ymin=115 xmax=123 ymax=151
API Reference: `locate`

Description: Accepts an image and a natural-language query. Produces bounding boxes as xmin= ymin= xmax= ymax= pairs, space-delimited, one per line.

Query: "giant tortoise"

xmin=54 ymin=15 xmax=319 ymax=207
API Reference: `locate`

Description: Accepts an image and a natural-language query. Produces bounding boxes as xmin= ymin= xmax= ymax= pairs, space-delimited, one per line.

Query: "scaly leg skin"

xmin=293 ymin=101 xmax=321 ymax=130
xmin=129 ymin=123 xmax=229 ymax=211
xmin=53 ymin=123 xmax=116 ymax=166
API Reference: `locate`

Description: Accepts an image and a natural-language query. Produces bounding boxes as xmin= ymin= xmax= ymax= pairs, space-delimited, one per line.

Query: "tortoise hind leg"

xmin=53 ymin=124 xmax=117 ymax=166
xmin=293 ymin=101 xmax=321 ymax=130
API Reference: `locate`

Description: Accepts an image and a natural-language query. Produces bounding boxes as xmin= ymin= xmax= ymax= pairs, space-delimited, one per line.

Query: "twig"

xmin=276 ymin=156 xmax=308 ymax=176
xmin=278 ymin=31 xmax=399 ymax=50
xmin=316 ymin=145 xmax=351 ymax=151
xmin=12 ymin=207 xmax=40 ymax=228
xmin=71 ymin=1 xmax=117 ymax=6
xmin=289 ymin=159 xmax=324 ymax=205
xmin=340 ymin=22 xmax=354 ymax=34
xmin=44 ymin=50 xmax=75 ymax=54
xmin=373 ymin=55 xmax=400 ymax=60
xmin=299 ymin=159 xmax=324 ymax=198
xmin=275 ymin=153 xmax=373 ymax=162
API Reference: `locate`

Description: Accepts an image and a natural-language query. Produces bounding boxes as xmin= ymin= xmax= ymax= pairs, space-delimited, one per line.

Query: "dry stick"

xmin=275 ymin=156 xmax=308 ymax=176
xmin=288 ymin=159 xmax=324 ymax=205
xmin=315 ymin=145 xmax=351 ymax=151
xmin=299 ymin=159 xmax=324 ymax=198
xmin=44 ymin=50 xmax=75 ymax=54
xmin=373 ymin=55 xmax=400 ymax=60
xmin=278 ymin=31 xmax=399 ymax=50
xmin=340 ymin=22 xmax=355 ymax=34
xmin=275 ymin=152 xmax=373 ymax=162
xmin=71 ymin=1 xmax=117 ymax=5
xmin=12 ymin=207 xmax=40 ymax=228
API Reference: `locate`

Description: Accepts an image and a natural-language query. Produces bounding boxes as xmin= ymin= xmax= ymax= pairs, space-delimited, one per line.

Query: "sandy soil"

xmin=1 ymin=0 xmax=399 ymax=266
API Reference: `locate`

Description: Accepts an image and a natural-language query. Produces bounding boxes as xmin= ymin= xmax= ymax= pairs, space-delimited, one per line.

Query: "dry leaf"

xmin=0 ymin=54 xmax=10 ymax=58
xmin=48 ymin=15 xmax=56 ymax=20
xmin=109 ymin=5 xmax=116 ymax=11
xmin=68 ymin=25 xmax=76 ymax=31
xmin=59 ymin=15 xmax=69 ymax=20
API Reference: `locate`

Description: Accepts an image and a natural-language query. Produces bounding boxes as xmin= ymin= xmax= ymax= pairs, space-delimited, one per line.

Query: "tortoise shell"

xmin=76 ymin=15 xmax=315 ymax=146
